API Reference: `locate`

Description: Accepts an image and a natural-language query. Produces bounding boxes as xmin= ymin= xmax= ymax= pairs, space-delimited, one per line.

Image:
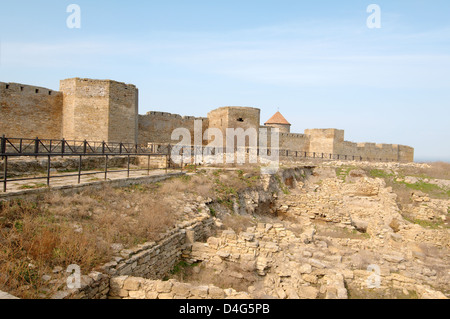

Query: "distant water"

xmin=415 ymin=157 xmax=450 ymax=164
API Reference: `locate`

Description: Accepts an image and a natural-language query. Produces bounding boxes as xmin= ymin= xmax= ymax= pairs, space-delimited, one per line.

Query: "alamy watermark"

xmin=66 ymin=264 xmax=81 ymax=289
xmin=66 ymin=4 xmax=81 ymax=29
xmin=367 ymin=4 xmax=381 ymax=29
xmin=170 ymin=120 xmax=280 ymax=174
xmin=367 ymin=264 xmax=381 ymax=289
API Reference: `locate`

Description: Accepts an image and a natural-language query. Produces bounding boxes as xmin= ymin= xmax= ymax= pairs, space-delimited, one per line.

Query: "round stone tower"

xmin=264 ymin=111 xmax=291 ymax=133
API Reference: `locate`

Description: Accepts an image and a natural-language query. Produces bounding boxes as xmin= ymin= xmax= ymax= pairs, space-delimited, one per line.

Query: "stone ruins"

xmin=1 ymin=78 xmax=414 ymax=162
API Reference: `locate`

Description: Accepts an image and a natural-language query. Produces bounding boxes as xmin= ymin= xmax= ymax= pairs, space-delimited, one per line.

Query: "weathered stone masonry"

xmin=0 ymin=78 xmax=414 ymax=162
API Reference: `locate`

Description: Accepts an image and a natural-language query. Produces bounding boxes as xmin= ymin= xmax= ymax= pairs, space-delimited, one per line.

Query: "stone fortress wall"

xmin=0 ymin=82 xmax=63 ymax=139
xmin=0 ymin=78 xmax=414 ymax=162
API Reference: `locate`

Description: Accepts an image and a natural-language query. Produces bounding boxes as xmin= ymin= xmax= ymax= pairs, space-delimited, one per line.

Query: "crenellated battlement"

xmin=0 ymin=78 xmax=415 ymax=162
xmin=143 ymin=111 xmax=207 ymax=121
xmin=1 ymin=82 xmax=62 ymax=97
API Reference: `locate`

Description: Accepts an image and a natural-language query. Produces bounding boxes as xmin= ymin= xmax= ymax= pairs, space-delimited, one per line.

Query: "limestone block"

xmin=146 ymin=291 xmax=159 ymax=299
xmin=129 ymin=290 xmax=146 ymax=299
xmin=191 ymin=286 xmax=209 ymax=298
xmin=172 ymin=282 xmax=191 ymax=298
xmin=208 ymin=286 xmax=225 ymax=299
xmin=156 ymin=281 xmax=173 ymax=293
xmin=123 ymin=277 xmax=144 ymax=291
xmin=299 ymin=264 xmax=312 ymax=274
xmin=109 ymin=276 xmax=129 ymax=297
xmin=298 ymin=286 xmax=319 ymax=299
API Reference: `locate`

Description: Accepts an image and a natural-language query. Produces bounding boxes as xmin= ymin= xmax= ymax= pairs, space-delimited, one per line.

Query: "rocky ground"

xmin=166 ymin=161 xmax=449 ymax=299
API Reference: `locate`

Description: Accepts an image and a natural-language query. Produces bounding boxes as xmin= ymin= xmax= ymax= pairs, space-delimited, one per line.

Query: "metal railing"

xmin=1 ymin=136 xmax=397 ymax=192
xmin=0 ymin=136 xmax=171 ymax=192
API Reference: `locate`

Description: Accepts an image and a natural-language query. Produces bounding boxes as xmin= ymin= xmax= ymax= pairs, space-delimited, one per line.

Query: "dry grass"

xmin=0 ymin=184 xmax=175 ymax=298
xmin=159 ymin=174 xmax=215 ymax=198
xmin=221 ymin=214 xmax=257 ymax=234
xmin=0 ymin=168 xmax=267 ymax=298
xmin=402 ymin=162 xmax=450 ymax=180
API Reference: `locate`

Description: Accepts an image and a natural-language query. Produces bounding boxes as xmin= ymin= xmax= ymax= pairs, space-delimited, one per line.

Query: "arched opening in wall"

xmin=5 ymin=84 xmax=9 ymax=89
xmin=20 ymin=86 xmax=24 ymax=91
xmin=35 ymin=89 xmax=39 ymax=94
xmin=237 ymin=118 xmax=244 ymax=122
xmin=49 ymin=91 xmax=52 ymax=96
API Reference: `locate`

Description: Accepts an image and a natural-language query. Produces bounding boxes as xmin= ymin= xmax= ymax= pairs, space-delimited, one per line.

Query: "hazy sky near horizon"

xmin=0 ymin=0 xmax=449 ymax=161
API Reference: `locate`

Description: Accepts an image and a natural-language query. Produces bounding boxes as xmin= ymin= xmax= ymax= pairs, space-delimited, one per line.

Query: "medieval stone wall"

xmin=107 ymin=80 xmax=139 ymax=144
xmin=0 ymin=82 xmax=63 ymax=139
xmin=60 ymin=78 xmax=138 ymax=144
xmin=138 ymin=111 xmax=209 ymax=145
xmin=0 ymin=79 xmax=415 ymax=162
xmin=206 ymin=107 xmax=261 ymax=148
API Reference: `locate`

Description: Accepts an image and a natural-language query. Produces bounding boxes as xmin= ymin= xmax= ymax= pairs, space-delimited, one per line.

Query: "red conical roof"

xmin=265 ymin=111 xmax=291 ymax=126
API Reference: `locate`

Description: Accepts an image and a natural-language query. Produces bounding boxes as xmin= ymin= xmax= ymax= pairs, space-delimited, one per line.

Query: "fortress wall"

xmin=339 ymin=141 xmax=359 ymax=156
xmin=107 ymin=81 xmax=139 ymax=144
xmin=207 ymin=107 xmax=261 ymax=148
xmin=138 ymin=111 xmax=209 ymax=145
xmin=1 ymin=79 xmax=415 ymax=162
xmin=398 ymin=145 xmax=415 ymax=163
xmin=333 ymin=140 xmax=402 ymax=161
xmin=60 ymin=78 xmax=138 ymax=143
xmin=304 ymin=129 xmax=344 ymax=155
xmin=354 ymin=143 xmax=399 ymax=161
xmin=60 ymin=78 xmax=110 ymax=142
xmin=279 ymin=132 xmax=310 ymax=152
xmin=0 ymin=82 xmax=63 ymax=139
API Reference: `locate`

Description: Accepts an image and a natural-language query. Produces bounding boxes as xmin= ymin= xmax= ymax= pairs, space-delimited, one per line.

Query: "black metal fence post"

xmin=46 ymin=155 xmax=51 ymax=187
xmin=78 ymin=155 xmax=82 ymax=184
xmin=1 ymin=135 xmax=5 ymax=160
xmin=34 ymin=137 xmax=39 ymax=159
xmin=127 ymin=155 xmax=130 ymax=178
xmin=104 ymin=155 xmax=108 ymax=180
xmin=61 ymin=138 xmax=65 ymax=158
xmin=2 ymin=155 xmax=7 ymax=192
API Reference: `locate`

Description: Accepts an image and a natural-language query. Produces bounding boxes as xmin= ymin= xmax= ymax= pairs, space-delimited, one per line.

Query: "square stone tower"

xmin=207 ymin=106 xmax=261 ymax=148
xmin=60 ymin=78 xmax=138 ymax=143
xmin=304 ymin=128 xmax=345 ymax=155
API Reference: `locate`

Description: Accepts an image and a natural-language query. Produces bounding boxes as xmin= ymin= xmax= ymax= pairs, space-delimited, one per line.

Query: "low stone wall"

xmin=63 ymin=213 xmax=215 ymax=299
xmin=109 ymin=277 xmax=251 ymax=299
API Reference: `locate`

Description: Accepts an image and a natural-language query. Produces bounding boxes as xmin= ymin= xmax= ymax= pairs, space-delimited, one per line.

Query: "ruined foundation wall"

xmin=65 ymin=214 xmax=214 ymax=299
xmin=0 ymin=82 xmax=63 ymax=139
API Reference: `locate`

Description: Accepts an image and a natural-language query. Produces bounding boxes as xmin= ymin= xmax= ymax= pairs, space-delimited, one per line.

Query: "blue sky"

xmin=0 ymin=0 xmax=449 ymax=162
